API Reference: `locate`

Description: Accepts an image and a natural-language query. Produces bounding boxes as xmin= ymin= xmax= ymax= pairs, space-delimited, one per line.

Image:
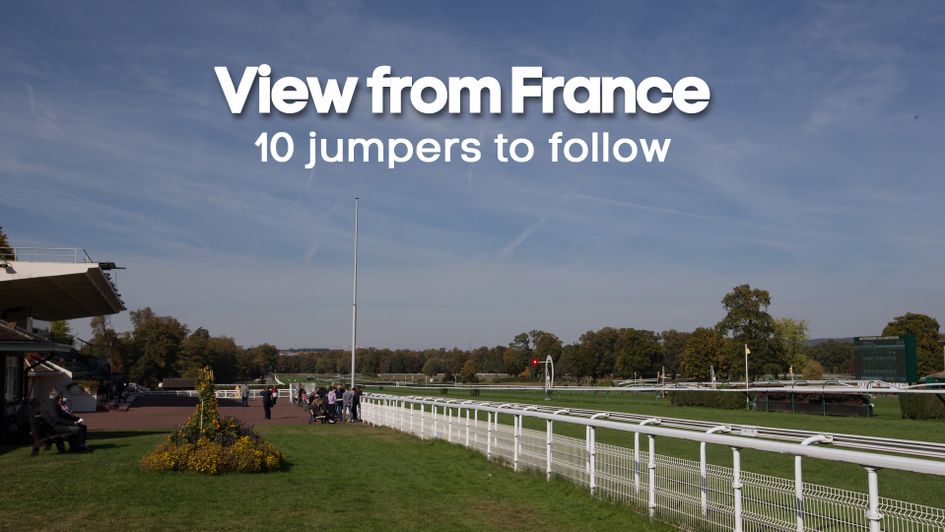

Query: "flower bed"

xmin=141 ymin=367 xmax=283 ymax=474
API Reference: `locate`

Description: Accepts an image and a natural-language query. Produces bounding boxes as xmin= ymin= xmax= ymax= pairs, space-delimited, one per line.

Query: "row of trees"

xmin=54 ymin=288 xmax=945 ymax=386
xmin=276 ymin=285 xmax=941 ymax=383
xmin=79 ymin=308 xmax=279 ymax=386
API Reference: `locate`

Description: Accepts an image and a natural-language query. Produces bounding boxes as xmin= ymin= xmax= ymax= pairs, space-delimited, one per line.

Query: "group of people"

xmin=298 ymin=384 xmax=362 ymax=424
xmin=231 ymin=383 xmax=363 ymax=423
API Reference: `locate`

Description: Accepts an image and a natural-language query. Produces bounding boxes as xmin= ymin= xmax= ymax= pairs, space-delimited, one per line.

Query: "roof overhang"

xmin=0 ymin=261 xmax=125 ymax=321
xmin=0 ymin=341 xmax=75 ymax=353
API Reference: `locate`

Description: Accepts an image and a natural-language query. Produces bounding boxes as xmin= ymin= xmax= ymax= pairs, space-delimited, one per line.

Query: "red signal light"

xmin=531 ymin=359 xmax=539 ymax=366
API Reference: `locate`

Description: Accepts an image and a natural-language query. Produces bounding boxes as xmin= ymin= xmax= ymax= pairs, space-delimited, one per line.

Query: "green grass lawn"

xmin=367 ymin=386 xmax=945 ymax=508
xmin=0 ymin=424 xmax=670 ymax=531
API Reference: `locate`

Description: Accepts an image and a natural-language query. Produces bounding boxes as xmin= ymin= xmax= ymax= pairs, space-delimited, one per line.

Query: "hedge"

xmin=899 ymin=394 xmax=945 ymax=420
xmin=669 ymin=390 xmax=751 ymax=410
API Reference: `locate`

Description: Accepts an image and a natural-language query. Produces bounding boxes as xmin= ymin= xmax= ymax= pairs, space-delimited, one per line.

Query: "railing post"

xmin=732 ymin=447 xmax=743 ymax=532
xmin=865 ymin=467 xmax=883 ymax=532
xmin=513 ymin=414 xmax=521 ymax=471
xmin=635 ymin=418 xmax=660 ymax=494
xmin=486 ymin=411 xmax=493 ymax=459
xmin=409 ymin=401 xmax=414 ymax=434
xmin=546 ymin=419 xmax=554 ymax=480
xmin=586 ymin=424 xmax=596 ymax=494
xmin=448 ymin=406 xmax=453 ymax=443
xmin=465 ymin=407 xmax=470 ymax=448
xmin=420 ymin=403 xmax=425 ymax=440
xmin=701 ymin=425 xmax=731 ymax=517
xmin=795 ymin=435 xmax=832 ymax=532
xmin=474 ymin=407 xmax=479 ymax=447
xmin=587 ymin=413 xmax=608 ymax=495
xmin=433 ymin=404 xmax=438 ymax=438
xmin=648 ymin=433 xmax=657 ymax=518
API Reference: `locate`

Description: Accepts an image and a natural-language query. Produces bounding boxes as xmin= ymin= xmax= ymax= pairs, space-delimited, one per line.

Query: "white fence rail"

xmin=362 ymin=394 xmax=945 ymax=532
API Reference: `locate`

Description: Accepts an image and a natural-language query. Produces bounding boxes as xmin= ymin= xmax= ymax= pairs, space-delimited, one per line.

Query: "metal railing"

xmin=0 ymin=247 xmax=94 ymax=263
xmin=362 ymin=394 xmax=945 ymax=532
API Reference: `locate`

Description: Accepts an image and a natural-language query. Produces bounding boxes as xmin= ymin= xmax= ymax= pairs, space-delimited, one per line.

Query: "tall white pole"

xmin=351 ymin=196 xmax=359 ymax=389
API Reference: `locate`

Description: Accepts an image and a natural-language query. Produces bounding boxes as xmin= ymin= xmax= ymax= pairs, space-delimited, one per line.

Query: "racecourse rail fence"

xmin=362 ymin=394 xmax=945 ymax=532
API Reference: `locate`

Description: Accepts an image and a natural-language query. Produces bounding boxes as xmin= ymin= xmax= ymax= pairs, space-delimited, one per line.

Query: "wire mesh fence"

xmin=364 ymin=397 xmax=945 ymax=532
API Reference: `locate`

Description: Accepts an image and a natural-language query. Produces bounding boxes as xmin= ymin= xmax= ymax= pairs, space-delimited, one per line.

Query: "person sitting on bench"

xmin=41 ymin=388 xmax=88 ymax=452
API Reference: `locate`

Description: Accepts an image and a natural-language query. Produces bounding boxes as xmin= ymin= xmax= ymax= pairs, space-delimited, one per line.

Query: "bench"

xmin=26 ymin=401 xmax=68 ymax=456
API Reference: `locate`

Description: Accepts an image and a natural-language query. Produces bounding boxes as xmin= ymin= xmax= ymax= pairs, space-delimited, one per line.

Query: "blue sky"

xmin=2 ymin=1 xmax=944 ymax=348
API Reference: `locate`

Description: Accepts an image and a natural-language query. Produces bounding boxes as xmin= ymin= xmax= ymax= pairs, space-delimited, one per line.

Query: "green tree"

xmin=179 ymin=327 xmax=211 ymax=376
xmin=808 ymin=340 xmax=854 ymax=374
xmin=460 ymin=356 xmax=479 ymax=383
xmin=577 ymin=327 xmax=620 ymax=379
xmin=531 ymin=330 xmax=563 ymax=365
xmin=555 ymin=344 xmax=580 ymax=378
xmin=503 ymin=347 xmax=529 ymax=376
xmin=85 ymin=315 xmax=128 ymax=374
xmin=127 ymin=307 xmax=189 ymax=387
xmin=802 ymin=359 xmax=825 ymax=380
xmin=679 ymin=327 xmax=731 ymax=381
xmin=421 ymin=356 xmax=440 ymax=378
xmin=49 ymin=320 xmax=73 ymax=345
xmin=613 ymin=329 xmax=661 ymax=379
xmin=206 ymin=336 xmax=239 ymax=383
xmin=0 ymin=225 xmax=12 ymax=258
xmin=883 ymin=313 xmax=942 ymax=377
xmin=773 ymin=317 xmax=809 ymax=372
xmin=249 ymin=343 xmax=280 ymax=377
xmin=717 ymin=284 xmax=782 ymax=379
xmin=660 ymin=329 xmax=690 ymax=379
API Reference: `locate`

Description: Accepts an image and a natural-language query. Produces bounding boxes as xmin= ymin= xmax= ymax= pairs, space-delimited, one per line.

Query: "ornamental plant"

xmin=141 ymin=367 xmax=283 ymax=474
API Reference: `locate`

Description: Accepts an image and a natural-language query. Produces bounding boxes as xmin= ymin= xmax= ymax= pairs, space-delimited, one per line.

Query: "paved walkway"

xmin=83 ymin=398 xmax=311 ymax=431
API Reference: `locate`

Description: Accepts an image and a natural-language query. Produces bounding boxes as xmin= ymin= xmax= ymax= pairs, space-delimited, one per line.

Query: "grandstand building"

xmin=0 ymin=248 xmax=125 ymax=441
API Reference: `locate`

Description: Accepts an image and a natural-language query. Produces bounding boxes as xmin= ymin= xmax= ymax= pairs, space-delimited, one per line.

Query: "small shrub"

xmin=899 ymin=394 xmax=945 ymax=420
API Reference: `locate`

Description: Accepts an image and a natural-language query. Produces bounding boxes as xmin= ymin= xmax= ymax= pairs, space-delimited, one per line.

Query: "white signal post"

xmin=532 ymin=355 xmax=555 ymax=399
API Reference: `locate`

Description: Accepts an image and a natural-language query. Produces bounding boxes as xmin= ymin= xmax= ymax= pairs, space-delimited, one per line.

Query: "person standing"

xmin=351 ymin=386 xmax=362 ymax=422
xmin=335 ymin=385 xmax=345 ymax=422
xmin=261 ymin=387 xmax=273 ymax=420
xmin=326 ymin=386 xmax=337 ymax=423
xmin=240 ymin=383 xmax=249 ymax=407
xmin=342 ymin=386 xmax=354 ymax=423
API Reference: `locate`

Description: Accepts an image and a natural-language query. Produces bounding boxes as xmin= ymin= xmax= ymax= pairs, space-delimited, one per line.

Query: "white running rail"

xmin=362 ymin=394 xmax=945 ymax=532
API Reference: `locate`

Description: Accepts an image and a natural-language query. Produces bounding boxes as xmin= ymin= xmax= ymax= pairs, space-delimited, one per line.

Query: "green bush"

xmin=899 ymin=394 xmax=945 ymax=420
xmin=669 ymin=390 xmax=751 ymax=409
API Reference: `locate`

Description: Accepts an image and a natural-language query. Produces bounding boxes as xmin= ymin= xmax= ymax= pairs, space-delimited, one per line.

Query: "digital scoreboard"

xmin=853 ymin=335 xmax=917 ymax=383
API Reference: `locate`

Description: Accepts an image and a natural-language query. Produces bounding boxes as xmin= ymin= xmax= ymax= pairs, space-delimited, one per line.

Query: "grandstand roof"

xmin=0 ymin=260 xmax=125 ymax=321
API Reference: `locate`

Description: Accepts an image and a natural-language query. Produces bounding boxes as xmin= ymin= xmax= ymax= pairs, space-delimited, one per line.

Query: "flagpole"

xmin=350 ymin=197 xmax=359 ymax=390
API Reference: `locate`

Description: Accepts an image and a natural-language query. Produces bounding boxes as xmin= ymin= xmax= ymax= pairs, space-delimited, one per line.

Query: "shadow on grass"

xmin=87 ymin=430 xmax=168 ymax=441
